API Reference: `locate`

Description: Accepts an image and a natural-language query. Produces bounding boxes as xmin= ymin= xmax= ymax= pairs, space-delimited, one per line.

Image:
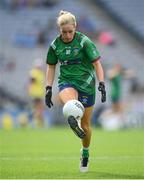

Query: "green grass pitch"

xmin=0 ymin=127 xmax=144 ymax=179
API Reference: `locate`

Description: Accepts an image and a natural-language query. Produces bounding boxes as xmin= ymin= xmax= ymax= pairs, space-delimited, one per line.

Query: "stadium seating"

xmin=93 ymin=0 xmax=144 ymax=43
xmin=0 ymin=0 xmax=144 ymax=127
xmin=0 ymin=0 xmax=103 ymax=100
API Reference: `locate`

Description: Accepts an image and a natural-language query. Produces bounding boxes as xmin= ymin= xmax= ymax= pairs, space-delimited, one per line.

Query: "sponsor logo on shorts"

xmin=82 ymin=96 xmax=88 ymax=104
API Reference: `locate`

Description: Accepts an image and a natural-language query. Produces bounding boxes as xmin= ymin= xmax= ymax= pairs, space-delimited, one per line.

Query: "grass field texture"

xmin=0 ymin=127 xmax=144 ymax=179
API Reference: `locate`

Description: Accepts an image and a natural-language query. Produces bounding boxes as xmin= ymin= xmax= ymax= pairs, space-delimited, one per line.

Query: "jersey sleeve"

xmin=46 ymin=46 xmax=58 ymax=65
xmin=83 ymin=38 xmax=100 ymax=62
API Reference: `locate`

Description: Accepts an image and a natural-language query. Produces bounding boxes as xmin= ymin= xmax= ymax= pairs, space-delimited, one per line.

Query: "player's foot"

xmin=79 ymin=149 xmax=89 ymax=172
xmin=68 ymin=116 xmax=85 ymax=139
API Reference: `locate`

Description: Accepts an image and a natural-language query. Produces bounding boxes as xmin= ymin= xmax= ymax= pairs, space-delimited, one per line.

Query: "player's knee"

xmin=63 ymin=99 xmax=85 ymax=119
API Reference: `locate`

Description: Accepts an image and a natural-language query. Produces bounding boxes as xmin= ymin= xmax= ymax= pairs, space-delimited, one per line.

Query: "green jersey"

xmin=111 ymin=74 xmax=122 ymax=100
xmin=46 ymin=31 xmax=100 ymax=95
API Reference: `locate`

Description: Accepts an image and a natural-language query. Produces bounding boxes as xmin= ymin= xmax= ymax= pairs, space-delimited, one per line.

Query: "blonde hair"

xmin=57 ymin=10 xmax=77 ymax=27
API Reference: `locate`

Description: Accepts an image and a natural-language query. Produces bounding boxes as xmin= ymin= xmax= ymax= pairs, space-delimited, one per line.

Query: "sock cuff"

xmin=83 ymin=147 xmax=89 ymax=151
xmin=82 ymin=148 xmax=89 ymax=158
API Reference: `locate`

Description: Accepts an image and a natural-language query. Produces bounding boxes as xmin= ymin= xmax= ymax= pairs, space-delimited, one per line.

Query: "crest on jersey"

xmin=73 ymin=47 xmax=79 ymax=56
xmin=66 ymin=49 xmax=71 ymax=55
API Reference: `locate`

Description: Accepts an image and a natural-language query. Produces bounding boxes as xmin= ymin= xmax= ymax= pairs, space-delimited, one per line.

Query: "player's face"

xmin=60 ymin=24 xmax=76 ymax=43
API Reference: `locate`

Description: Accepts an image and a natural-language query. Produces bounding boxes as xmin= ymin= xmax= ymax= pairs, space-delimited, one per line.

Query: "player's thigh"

xmin=81 ymin=106 xmax=94 ymax=126
xmin=34 ymin=99 xmax=44 ymax=112
xmin=59 ymin=87 xmax=78 ymax=104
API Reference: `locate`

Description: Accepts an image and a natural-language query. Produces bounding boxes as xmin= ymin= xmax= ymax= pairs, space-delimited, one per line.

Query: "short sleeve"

xmin=46 ymin=46 xmax=58 ymax=65
xmin=83 ymin=38 xmax=100 ymax=62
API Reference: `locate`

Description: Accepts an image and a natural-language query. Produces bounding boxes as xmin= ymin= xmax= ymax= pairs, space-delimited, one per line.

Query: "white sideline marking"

xmin=0 ymin=156 xmax=144 ymax=161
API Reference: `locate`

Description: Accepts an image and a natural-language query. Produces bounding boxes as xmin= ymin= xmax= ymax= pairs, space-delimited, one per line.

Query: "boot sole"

xmin=68 ymin=116 xmax=85 ymax=139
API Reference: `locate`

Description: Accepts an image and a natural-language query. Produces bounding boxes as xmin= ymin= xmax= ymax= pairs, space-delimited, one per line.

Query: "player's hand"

xmin=98 ymin=82 xmax=106 ymax=103
xmin=45 ymin=86 xmax=53 ymax=108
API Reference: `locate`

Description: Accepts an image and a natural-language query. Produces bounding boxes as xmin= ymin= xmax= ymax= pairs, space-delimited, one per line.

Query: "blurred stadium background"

xmin=0 ymin=0 xmax=144 ymax=129
xmin=0 ymin=0 xmax=144 ymax=179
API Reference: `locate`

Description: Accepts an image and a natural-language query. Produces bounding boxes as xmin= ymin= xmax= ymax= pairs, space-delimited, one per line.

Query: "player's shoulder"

xmin=75 ymin=31 xmax=90 ymax=47
xmin=50 ymin=35 xmax=60 ymax=50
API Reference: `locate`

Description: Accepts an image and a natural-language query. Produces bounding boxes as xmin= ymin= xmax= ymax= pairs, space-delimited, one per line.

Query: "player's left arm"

xmin=93 ymin=59 xmax=106 ymax=103
xmin=83 ymin=37 xmax=106 ymax=102
xmin=92 ymin=59 xmax=104 ymax=82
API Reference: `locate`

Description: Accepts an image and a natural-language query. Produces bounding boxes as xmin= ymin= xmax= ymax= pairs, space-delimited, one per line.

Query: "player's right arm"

xmin=46 ymin=64 xmax=56 ymax=87
xmin=45 ymin=44 xmax=58 ymax=108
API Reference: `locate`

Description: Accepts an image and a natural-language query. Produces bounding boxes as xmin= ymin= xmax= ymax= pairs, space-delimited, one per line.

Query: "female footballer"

xmin=45 ymin=10 xmax=106 ymax=172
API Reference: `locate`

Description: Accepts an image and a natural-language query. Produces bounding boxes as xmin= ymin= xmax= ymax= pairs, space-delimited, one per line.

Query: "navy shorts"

xmin=58 ymin=83 xmax=95 ymax=107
